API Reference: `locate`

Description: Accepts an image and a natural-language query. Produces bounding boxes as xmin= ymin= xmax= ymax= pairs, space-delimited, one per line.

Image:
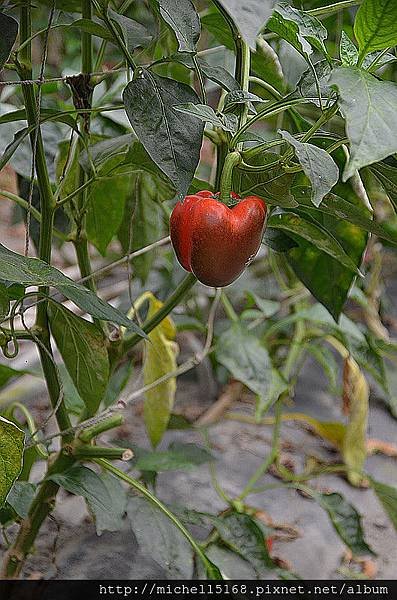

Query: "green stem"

xmin=219 ymin=151 xmax=241 ymax=203
xmin=79 ymin=414 xmax=124 ymax=442
xmin=95 ymin=458 xmax=221 ymax=579
xmin=192 ymin=54 xmax=207 ymax=104
xmin=73 ymin=445 xmax=132 ymax=460
xmin=82 ymin=0 xmax=93 ymax=74
xmin=234 ymin=37 xmax=250 ymax=136
xmin=92 ymin=0 xmax=137 ymax=71
xmin=230 ymin=98 xmax=309 ymax=147
xmin=308 ymin=0 xmax=362 ymax=17
xmin=122 ymin=273 xmax=197 ymax=353
xmin=221 ymin=291 xmax=239 ymax=322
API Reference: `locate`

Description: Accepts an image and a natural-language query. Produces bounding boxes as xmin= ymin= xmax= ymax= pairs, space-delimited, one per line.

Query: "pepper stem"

xmin=219 ymin=151 xmax=241 ymax=204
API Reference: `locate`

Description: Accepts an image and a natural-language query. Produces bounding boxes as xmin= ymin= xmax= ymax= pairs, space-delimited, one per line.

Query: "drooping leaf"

xmin=174 ymin=103 xmax=237 ymax=132
xmin=90 ymin=471 xmax=127 ymax=535
xmin=267 ymin=3 xmax=328 ymax=58
xmin=331 ymin=67 xmax=397 ymax=180
xmin=50 ymin=466 xmax=120 ymax=535
xmin=123 ymin=69 xmax=203 ymax=200
xmin=214 ymin=0 xmax=276 ymax=48
xmin=132 ymin=442 xmax=214 ymax=472
xmin=156 ymin=0 xmax=200 ymax=53
xmin=341 ymin=356 xmax=369 ymax=486
xmin=315 ymin=491 xmax=375 ymax=556
xmin=108 ymin=8 xmax=153 ymax=52
xmin=340 ymin=31 xmax=358 ymax=66
xmin=6 ymin=481 xmax=36 ymax=518
xmin=127 ymin=496 xmax=194 ymax=579
xmin=280 ymin=131 xmax=339 ymax=207
xmin=0 ymin=416 xmax=24 ymax=507
xmin=48 ymin=303 xmax=110 ymax=416
xmin=371 ymin=479 xmax=397 ymax=532
xmin=354 ymin=0 xmax=397 ymax=58
xmin=268 ymin=210 xmax=362 ymax=275
xmin=0 ymin=243 xmax=145 ymax=333
xmin=142 ymin=293 xmax=179 ymax=446
xmin=216 ymin=323 xmax=273 ymax=403
xmin=169 ymin=53 xmax=239 ymax=92
xmin=0 ymin=12 xmax=18 ymax=72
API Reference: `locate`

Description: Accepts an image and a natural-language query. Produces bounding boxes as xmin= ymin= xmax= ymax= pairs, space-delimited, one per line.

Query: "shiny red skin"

xmin=170 ymin=190 xmax=267 ymax=287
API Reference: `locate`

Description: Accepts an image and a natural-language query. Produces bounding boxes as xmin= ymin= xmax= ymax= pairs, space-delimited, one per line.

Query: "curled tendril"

xmin=1 ymin=291 xmax=46 ymax=359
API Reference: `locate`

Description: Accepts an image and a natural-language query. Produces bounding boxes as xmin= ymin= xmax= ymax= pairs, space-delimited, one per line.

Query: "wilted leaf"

xmin=142 ymin=293 xmax=179 ymax=446
xmin=342 ymin=356 xmax=369 ymax=486
xmin=49 ymin=303 xmax=110 ymax=416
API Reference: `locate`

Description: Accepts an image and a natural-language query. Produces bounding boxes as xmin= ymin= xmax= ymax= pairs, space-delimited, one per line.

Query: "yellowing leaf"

xmin=342 ymin=356 xmax=369 ymax=486
xmin=142 ymin=293 xmax=178 ymax=447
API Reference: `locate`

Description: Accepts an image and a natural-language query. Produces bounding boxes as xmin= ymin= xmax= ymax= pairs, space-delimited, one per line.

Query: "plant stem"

xmin=92 ymin=0 xmax=137 ymax=71
xmin=95 ymin=459 xmax=221 ymax=579
xmin=122 ymin=273 xmax=197 ymax=353
xmin=219 ymin=150 xmax=241 ymax=203
xmin=308 ymin=0 xmax=362 ymax=17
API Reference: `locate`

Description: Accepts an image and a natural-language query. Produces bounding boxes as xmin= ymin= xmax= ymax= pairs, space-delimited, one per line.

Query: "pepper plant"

xmin=0 ymin=0 xmax=397 ymax=580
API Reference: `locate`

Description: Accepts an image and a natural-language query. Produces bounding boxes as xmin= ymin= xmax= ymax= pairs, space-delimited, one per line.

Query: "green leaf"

xmin=268 ymin=210 xmax=362 ymax=275
xmin=267 ymin=3 xmax=328 ymax=58
xmin=142 ymin=293 xmax=178 ymax=447
xmin=233 ymin=151 xmax=298 ymax=207
xmin=90 ymin=471 xmax=127 ymax=535
xmin=214 ymin=0 xmax=276 ymax=48
xmin=0 ymin=282 xmax=9 ymax=321
xmin=48 ymin=303 xmax=110 ymax=417
xmin=49 ymin=466 xmax=120 ymax=535
xmin=371 ymin=479 xmax=397 ymax=532
xmin=200 ymin=544 xmax=257 ymax=579
xmin=0 ymin=12 xmax=18 ymax=72
xmin=213 ymin=512 xmax=276 ymax=576
xmin=201 ymin=11 xmax=234 ymax=51
xmin=71 ymin=18 xmax=113 ymax=41
xmin=297 ymin=60 xmax=335 ymax=107
xmin=280 ymin=131 xmax=339 ymax=207
xmin=127 ymin=496 xmax=194 ymax=578
xmin=6 ymin=481 xmax=36 ymax=518
xmin=0 ymin=243 xmax=145 ymax=334
xmin=341 ymin=357 xmax=369 ymax=486
xmin=315 ymin=491 xmax=375 ymax=556
xmin=340 ymin=31 xmax=358 ymax=66
xmin=263 ymin=228 xmax=298 ymax=252
xmin=216 ymin=323 xmax=273 ymax=403
xmin=370 ymin=162 xmax=397 ymax=213
xmin=252 ymin=37 xmax=285 ymax=93
xmin=354 ymin=0 xmax=397 ymax=58
xmin=174 ymin=103 xmax=237 ymax=132
xmin=132 ymin=442 xmax=214 ymax=472
xmin=0 ymin=127 xmax=31 ymax=173
xmin=108 ymin=8 xmax=153 ymax=52
xmin=0 ymin=416 xmax=24 ymax=507
xmin=331 ymin=67 xmax=397 ymax=181
xmin=103 ymin=361 xmax=133 ymax=408
xmin=223 ymin=90 xmax=263 ymax=112
xmin=156 ymin=0 xmax=200 ymax=53
xmin=123 ymin=69 xmax=203 ymax=200
xmin=86 ymin=174 xmax=131 ymax=255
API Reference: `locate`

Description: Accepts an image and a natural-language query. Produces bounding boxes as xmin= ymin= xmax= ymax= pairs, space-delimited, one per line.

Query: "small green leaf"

xmin=0 ymin=416 xmax=24 ymax=506
xmin=174 ymin=103 xmax=237 ymax=132
xmin=280 ymin=130 xmax=339 ymax=206
xmin=223 ymin=90 xmax=263 ymax=112
xmin=156 ymin=0 xmax=200 ymax=53
xmin=315 ymin=491 xmax=375 ymax=556
xmin=0 ymin=364 xmax=29 ymax=390
xmin=331 ymin=67 xmax=397 ymax=180
xmin=123 ymin=69 xmax=203 ymax=200
xmin=268 ymin=210 xmax=362 ymax=275
xmin=0 ymin=12 xmax=18 ymax=72
xmin=339 ymin=31 xmax=358 ymax=66
xmin=127 ymin=496 xmax=194 ymax=578
xmin=354 ymin=0 xmax=397 ymax=59
xmin=48 ymin=303 xmax=110 ymax=416
xmin=371 ymin=478 xmax=397 ymax=532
